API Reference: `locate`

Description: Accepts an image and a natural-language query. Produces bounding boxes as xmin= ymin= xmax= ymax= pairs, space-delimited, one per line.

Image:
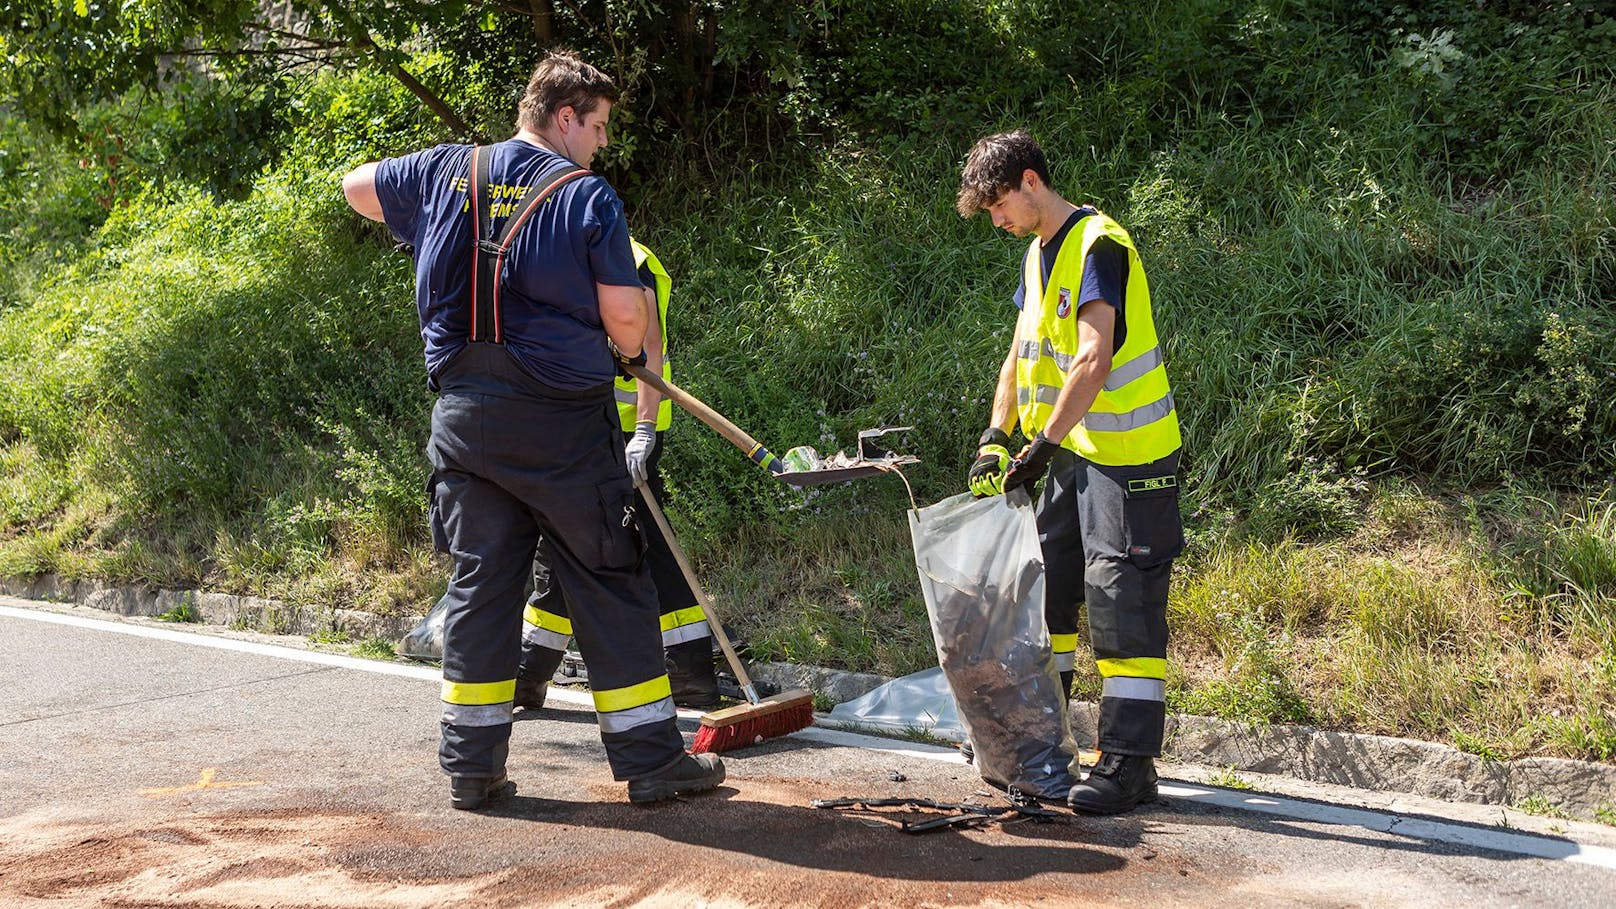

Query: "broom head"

xmin=689 ymin=688 xmax=815 ymax=754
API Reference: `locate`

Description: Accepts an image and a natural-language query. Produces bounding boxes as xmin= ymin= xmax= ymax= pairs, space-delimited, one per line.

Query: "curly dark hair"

xmin=516 ymin=50 xmax=618 ymax=132
xmin=956 ymin=130 xmax=1051 ymax=217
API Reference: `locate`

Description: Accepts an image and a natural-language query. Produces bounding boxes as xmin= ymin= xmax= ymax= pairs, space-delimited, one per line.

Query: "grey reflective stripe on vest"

xmin=615 ymin=387 xmax=638 ymax=406
xmin=662 ymin=620 xmax=712 ymax=648
xmin=522 ymin=622 xmax=569 ymax=652
xmin=1102 ymin=676 xmax=1166 ymax=702
xmin=441 ymin=701 xmax=513 ymax=727
xmin=596 ymin=696 xmax=676 ymax=734
xmin=1016 ymin=338 xmax=1076 ymax=373
xmin=1082 ymin=392 xmax=1175 ymax=433
xmin=1016 ymin=384 xmax=1063 ymax=407
xmin=1104 ymin=346 xmax=1163 ymax=392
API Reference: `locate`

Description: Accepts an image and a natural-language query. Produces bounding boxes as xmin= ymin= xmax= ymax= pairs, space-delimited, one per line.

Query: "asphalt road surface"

xmin=3 ymin=598 xmax=1614 ymax=908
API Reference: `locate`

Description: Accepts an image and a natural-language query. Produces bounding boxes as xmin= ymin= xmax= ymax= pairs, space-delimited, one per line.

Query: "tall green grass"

xmin=0 ymin=1 xmax=1613 ymax=763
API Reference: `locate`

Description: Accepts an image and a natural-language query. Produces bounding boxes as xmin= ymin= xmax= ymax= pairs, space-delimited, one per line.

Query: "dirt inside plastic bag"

xmin=910 ymin=492 xmax=1079 ymax=801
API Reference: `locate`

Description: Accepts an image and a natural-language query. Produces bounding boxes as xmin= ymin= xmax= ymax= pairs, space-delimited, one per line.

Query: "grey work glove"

xmin=625 ymin=421 xmax=657 ymax=487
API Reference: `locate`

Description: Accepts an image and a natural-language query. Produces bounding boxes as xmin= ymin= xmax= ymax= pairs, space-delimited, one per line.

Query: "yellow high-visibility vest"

xmin=614 ymin=239 xmax=673 ymax=431
xmin=1014 ymin=212 xmax=1181 ymax=466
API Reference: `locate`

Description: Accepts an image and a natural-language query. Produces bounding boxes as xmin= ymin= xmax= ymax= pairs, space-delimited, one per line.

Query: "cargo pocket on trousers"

xmin=592 ymin=475 xmax=647 ymax=571
xmin=1121 ymin=472 xmax=1184 ymax=569
xmin=426 ymin=472 xmax=450 ymax=554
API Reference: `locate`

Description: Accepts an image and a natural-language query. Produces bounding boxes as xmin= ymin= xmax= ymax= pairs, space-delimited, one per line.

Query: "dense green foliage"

xmin=3 ymin=1 xmax=1615 ymax=771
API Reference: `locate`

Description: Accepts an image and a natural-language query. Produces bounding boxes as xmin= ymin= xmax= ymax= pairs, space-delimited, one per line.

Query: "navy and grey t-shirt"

xmin=374 ymin=139 xmax=641 ymax=390
xmin=1013 ymin=206 xmax=1129 ymax=352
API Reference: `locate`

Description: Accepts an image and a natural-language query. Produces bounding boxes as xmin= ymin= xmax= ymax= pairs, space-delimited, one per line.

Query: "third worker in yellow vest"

xmin=958 ymin=129 xmax=1184 ymax=815
xmin=515 ymin=237 xmax=720 ymax=711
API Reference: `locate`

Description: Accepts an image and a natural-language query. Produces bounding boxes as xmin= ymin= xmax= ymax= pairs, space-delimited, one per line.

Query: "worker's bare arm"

xmin=598 ymin=281 xmax=649 ymax=358
xmin=341 ymin=163 xmax=384 ymax=222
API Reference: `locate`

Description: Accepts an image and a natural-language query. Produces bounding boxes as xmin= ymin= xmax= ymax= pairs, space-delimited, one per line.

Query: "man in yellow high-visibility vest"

xmin=958 ymin=130 xmax=1184 ymax=815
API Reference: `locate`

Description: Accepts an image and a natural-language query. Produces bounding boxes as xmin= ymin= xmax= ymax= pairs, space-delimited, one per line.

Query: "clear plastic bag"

xmin=398 ymin=596 xmax=448 ymax=662
xmin=909 ymin=490 xmax=1079 ymax=801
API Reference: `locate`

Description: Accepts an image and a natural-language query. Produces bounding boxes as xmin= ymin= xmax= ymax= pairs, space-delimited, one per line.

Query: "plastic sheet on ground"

xmin=825 ymin=666 xmax=965 ymax=741
xmin=909 ymin=490 xmax=1079 ymax=801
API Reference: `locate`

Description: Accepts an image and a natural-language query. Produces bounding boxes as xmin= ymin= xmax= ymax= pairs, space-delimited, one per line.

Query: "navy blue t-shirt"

xmin=1013 ymin=207 xmax=1129 ymax=352
xmin=374 ymin=139 xmax=641 ymax=389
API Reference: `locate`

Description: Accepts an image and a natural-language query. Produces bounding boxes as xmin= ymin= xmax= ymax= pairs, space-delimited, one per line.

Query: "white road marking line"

xmin=7 ymin=600 xmax=1615 ymax=871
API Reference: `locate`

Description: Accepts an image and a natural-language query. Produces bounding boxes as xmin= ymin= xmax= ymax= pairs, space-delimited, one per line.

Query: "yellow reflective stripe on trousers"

xmin=522 ymin=622 xmax=569 ymax=651
xmin=523 ymin=605 xmax=572 ymax=636
xmin=441 ymin=678 xmax=516 ymax=705
xmin=659 ymin=605 xmax=708 ymax=633
xmin=1095 ymin=657 xmax=1167 ymax=680
xmin=592 ymin=674 xmax=673 ymax=714
xmin=441 ymin=678 xmax=517 ymax=727
xmin=593 ymin=675 xmax=676 ymax=734
xmin=1051 ymin=632 xmax=1079 ymax=672
xmin=659 ymin=604 xmax=711 ymax=646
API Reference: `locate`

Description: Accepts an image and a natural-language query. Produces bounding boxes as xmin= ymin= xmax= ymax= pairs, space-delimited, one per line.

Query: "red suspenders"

xmin=466 ymin=146 xmax=588 ymax=344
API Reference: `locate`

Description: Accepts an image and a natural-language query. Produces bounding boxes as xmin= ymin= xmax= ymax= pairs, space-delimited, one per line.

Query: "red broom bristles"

xmin=690 ymin=698 xmax=814 ymax=754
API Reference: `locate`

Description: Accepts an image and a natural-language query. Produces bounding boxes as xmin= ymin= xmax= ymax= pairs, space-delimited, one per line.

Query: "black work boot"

xmin=515 ymin=645 xmax=566 ymax=711
xmin=627 ymin=752 xmax=726 ymax=804
xmin=449 ymin=773 xmax=516 ymax=811
xmin=513 ymin=672 xmax=548 ymax=711
xmin=1067 ymin=752 xmax=1158 ymax=815
xmin=665 ymin=637 xmax=720 ymax=709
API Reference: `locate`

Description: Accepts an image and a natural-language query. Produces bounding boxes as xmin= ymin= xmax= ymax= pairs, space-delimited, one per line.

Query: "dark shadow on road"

xmin=480 ymin=787 xmax=1131 ymax=883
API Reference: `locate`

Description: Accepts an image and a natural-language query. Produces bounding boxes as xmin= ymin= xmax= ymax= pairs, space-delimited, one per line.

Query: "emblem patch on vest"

xmin=1056 ymin=287 xmax=1072 ymax=319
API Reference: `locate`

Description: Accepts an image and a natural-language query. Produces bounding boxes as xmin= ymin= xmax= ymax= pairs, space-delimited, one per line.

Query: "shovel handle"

xmin=624 ymin=364 xmax=784 ymax=475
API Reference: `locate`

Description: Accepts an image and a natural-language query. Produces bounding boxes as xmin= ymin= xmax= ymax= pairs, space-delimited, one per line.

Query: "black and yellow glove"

xmin=967 ymin=428 xmax=1012 ymax=498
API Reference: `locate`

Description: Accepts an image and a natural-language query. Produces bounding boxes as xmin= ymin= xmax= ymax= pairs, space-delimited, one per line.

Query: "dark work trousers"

xmin=1037 ymin=447 xmax=1183 ymax=756
xmin=427 ymin=345 xmax=683 ymax=782
xmin=519 ymin=430 xmax=705 ymax=677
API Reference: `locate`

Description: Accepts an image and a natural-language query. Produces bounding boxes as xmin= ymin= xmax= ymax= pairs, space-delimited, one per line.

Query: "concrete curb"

xmin=0 ymin=574 xmax=419 ymax=643
xmin=7 ymin=574 xmax=1614 ymax=820
xmin=748 ymin=663 xmax=1616 ymax=822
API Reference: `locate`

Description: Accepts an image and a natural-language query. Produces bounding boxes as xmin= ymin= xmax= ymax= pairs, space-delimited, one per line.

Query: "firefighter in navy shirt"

xmin=341 ymin=50 xmax=723 ymax=809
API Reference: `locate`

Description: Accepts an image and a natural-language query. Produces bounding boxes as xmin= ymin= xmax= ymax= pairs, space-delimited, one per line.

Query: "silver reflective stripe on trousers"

xmin=1053 ymin=650 xmax=1076 ymax=672
xmin=522 ymin=622 xmax=570 ymax=651
xmin=441 ymin=701 xmax=514 ymax=727
xmin=662 ymin=621 xmax=712 ymax=648
xmin=1102 ymin=676 xmax=1166 ymax=702
xmin=597 ymin=696 xmax=677 ymax=734
xmin=1103 ymin=346 xmax=1163 ymax=392
xmin=1082 ymin=392 xmax=1175 ymax=432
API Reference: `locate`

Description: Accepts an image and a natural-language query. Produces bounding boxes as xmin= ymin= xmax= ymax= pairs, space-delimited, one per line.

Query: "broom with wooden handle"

xmin=635 ymin=485 xmax=814 ymax=753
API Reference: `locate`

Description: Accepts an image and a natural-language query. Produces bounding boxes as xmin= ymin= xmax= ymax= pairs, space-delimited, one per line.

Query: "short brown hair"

xmin=956 ymin=130 xmax=1051 ymax=217
xmin=516 ymin=50 xmax=618 ymax=132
